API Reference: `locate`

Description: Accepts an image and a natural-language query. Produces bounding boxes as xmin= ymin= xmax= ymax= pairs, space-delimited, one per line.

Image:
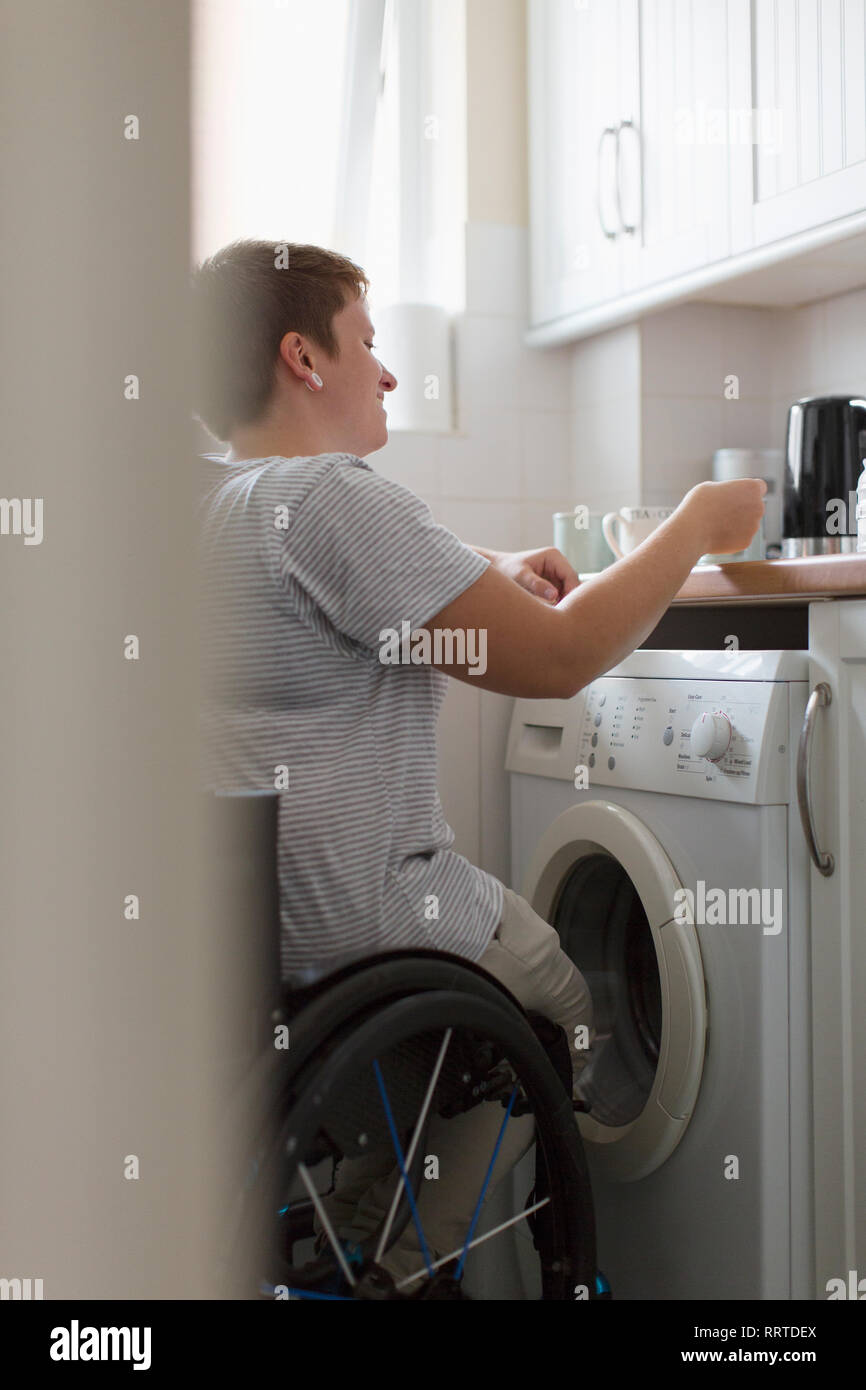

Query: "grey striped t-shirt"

xmin=198 ymin=450 xmax=504 ymax=985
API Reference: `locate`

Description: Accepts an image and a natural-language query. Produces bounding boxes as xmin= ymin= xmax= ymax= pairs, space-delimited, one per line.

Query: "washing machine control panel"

xmin=575 ymin=677 xmax=792 ymax=802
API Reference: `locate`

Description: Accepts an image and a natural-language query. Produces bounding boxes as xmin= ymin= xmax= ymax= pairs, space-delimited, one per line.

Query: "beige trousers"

xmin=313 ymin=886 xmax=595 ymax=1287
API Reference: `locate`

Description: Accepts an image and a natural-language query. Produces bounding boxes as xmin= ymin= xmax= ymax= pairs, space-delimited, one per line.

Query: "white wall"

xmin=769 ymin=285 xmax=866 ymax=446
xmin=1 ymin=0 xmax=224 ymax=1297
xmin=639 ymin=304 xmax=778 ymax=504
xmin=638 ymin=290 xmax=866 ymax=507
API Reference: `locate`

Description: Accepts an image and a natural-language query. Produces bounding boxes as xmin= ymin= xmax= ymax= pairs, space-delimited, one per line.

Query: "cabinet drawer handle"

xmin=615 ymin=118 xmax=641 ymax=235
xmin=797 ymin=682 xmax=835 ymax=877
xmin=597 ymin=125 xmax=618 ymax=240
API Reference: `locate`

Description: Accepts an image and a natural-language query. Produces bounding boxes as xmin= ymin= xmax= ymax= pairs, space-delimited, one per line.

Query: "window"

xmin=347 ymin=0 xmax=467 ymax=429
xmin=350 ymin=0 xmax=467 ymax=316
xmin=191 ymin=0 xmax=466 ymax=431
xmin=191 ymin=0 xmax=352 ymax=260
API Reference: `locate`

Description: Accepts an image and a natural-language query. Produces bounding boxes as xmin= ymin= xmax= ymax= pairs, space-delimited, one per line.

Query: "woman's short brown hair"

xmin=191 ymin=239 xmax=369 ymax=442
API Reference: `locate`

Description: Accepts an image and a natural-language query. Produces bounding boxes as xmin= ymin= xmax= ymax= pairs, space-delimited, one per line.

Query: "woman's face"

xmin=322 ymin=293 xmax=397 ymax=456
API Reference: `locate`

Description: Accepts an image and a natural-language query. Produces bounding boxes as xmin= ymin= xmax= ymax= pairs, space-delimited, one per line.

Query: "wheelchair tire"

xmin=218 ymin=962 xmax=597 ymax=1302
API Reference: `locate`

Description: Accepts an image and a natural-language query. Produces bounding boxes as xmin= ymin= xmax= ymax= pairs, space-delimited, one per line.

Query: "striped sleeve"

xmin=272 ymin=457 xmax=490 ymax=650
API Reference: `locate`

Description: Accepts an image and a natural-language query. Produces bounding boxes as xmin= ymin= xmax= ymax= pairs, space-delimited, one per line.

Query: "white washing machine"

xmin=505 ymin=648 xmax=815 ymax=1300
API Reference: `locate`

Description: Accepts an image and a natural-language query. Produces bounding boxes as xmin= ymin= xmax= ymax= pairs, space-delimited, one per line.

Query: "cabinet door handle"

xmin=597 ymin=125 xmax=618 ymax=240
xmin=797 ymin=682 xmax=835 ymax=877
xmin=615 ymin=118 xmax=641 ymax=235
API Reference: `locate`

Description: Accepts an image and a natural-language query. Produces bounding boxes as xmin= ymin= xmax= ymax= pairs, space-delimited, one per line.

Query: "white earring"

xmin=305 ymin=372 xmax=323 ymax=392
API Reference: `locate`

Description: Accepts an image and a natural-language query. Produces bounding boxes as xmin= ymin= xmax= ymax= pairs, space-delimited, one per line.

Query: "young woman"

xmin=193 ymin=240 xmax=766 ymax=1287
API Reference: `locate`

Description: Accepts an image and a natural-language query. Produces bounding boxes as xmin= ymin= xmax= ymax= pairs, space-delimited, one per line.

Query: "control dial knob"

xmin=690 ymin=710 xmax=733 ymax=762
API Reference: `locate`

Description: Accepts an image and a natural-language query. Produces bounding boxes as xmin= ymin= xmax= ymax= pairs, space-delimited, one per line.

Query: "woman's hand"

xmin=481 ymin=547 xmax=581 ymax=603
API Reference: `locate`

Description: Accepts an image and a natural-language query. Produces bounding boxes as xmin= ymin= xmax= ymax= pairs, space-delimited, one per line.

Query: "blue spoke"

xmin=260 ymin=1279 xmax=355 ymax=1301
xmin=373 ymin=1057 xmax=435 ymax=1279
xmin=283 ymin=1288 xmax=354 ymax=1301
xmin=454 ymin=1085 xmax=518 ymax=1281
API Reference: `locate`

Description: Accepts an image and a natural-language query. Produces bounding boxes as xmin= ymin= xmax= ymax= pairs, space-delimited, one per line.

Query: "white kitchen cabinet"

xmin=806 ymin=598 xmax=866 ymax=1298
xmin=621 ymin=0 xmax=731 ymax=292
xmin=529 ymin=0 xmax=731 ymax=328
xmin=528 ymin=0 xmax=866 ymax=341
xmin=728 ymin=0 xmax=866 ymax=254
xmin=527 ymin=0 xmax=625 ymax=325
xmin=730 ymin=0 xmax=866 ymax=253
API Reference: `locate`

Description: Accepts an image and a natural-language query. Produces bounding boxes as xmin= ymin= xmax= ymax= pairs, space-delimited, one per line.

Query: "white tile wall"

xmin=770 ymin=285 xmax=866 ymax=451
xmin=639 ymin=302 xmax=777 ymax=502
xmin=374 ymin=429 xmax=440 ymax=496
xmin=519 ymin=409 xmax=573 ymax=539
xmin=572 ymin=397 xmax=642 ymax=509
xmin=431 ymin=496 xmax=523 ymax=551
xmin=641 ymin=303 xmax=776 ymax=400
xmin=437 ymin=413 xmax=523 ymax=500
xmin=572 ymin=322 xmax=641 ymax=405
xmin=569 ymin=324 xmax=642 ymax=509
xmin=640 ymin=394 xmax=727 ymax=500
xmin=465 ymin=221 xmax=529 ymax=319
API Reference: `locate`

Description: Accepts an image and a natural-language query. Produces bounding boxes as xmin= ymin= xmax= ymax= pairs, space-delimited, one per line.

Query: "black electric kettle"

xmin=782 ymin=395 xmax=866 ymax=556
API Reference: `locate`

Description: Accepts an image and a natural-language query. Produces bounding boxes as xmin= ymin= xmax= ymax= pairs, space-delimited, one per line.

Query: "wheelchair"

xmin=209 ymin=792 xmax=605 ymax=1302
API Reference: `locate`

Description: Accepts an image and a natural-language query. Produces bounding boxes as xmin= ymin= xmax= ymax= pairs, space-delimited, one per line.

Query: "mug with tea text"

xmin=601 ymin=506 xmax=675 ymax=558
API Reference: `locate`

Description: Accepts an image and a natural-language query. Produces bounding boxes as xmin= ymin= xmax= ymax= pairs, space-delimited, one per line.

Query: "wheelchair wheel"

xmin=218 ymin=953 xmax=598 ymax=1301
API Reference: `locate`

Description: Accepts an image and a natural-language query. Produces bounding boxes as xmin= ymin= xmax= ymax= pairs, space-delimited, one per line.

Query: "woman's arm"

xmin=420 ymin=480 xmax=767 ymax=700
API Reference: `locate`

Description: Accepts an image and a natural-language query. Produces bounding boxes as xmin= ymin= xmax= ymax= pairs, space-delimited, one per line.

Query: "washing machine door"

xmin=521 ymin=800 xmax=706 ymax=1182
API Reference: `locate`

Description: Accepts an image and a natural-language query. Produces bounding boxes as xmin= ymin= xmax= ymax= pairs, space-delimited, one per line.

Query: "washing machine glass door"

xmin=555 ymin=851 xmax=660 ymax=1129
xmin=522 ymin=800 xmax=706 ymax=1182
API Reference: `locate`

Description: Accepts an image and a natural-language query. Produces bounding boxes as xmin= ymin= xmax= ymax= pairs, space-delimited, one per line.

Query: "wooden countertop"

xmin=671 ymin=553 xmax=866 ymax=605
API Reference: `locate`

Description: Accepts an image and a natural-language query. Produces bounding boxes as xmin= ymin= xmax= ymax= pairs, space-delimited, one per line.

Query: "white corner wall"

xmin=0 ymin=0 xmax=226 ymax=1297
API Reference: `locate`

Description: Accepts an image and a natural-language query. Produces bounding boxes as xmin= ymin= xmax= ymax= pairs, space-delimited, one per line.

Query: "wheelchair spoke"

xmin=260 ymin=1279 xmax=354 ymax=1301
xmin=454 ymin=1084 xmax=518 ymax=1280
xmin=247 ymin=971 xmax=599 ymax=1300
xmin=373 ymin=1057 xmax=435 ymax=1279
xmin=374 ymin=1027 xmax=453 ymax=1265
xmin=296 ymin=1162 xmax=357 ymax=1288
xmin=393 ymin=1196 xmax=551 ymax=1291
xmin=283 ymin=1288 xmax=354 ymax=1301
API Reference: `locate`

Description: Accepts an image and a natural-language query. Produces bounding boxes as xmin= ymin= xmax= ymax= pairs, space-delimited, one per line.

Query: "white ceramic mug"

xmin=602 ymin=505 xmax=675 ymax=558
